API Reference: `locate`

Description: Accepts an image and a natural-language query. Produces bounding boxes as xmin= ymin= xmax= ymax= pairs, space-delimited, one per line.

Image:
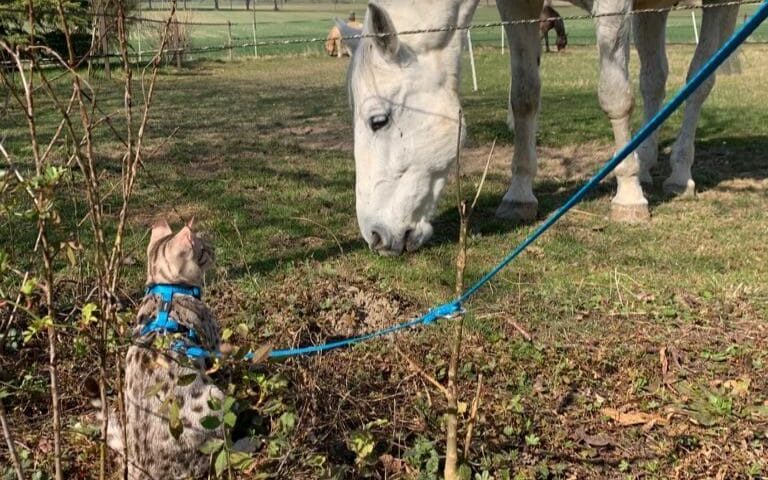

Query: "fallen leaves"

xmin=601 ymin=407 xmax=668 ymax=431
xmin=573 ymin=428 xmax=616 ymax=448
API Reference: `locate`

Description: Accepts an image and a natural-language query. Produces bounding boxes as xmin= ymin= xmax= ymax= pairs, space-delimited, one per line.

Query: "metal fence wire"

xmin=0 ymin=0 xmax=766 ymax=64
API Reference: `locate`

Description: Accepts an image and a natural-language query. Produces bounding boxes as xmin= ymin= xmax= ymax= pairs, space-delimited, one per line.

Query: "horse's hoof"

xmin=610 ymin=203 xmax=650 ymax=223
xmin=495 ymin=201 xmax=538 ymax=223
xmin=663 ymin=179 xmax=696 ymax=198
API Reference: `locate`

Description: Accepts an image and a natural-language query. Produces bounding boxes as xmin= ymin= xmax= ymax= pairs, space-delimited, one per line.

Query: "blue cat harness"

xmin=140 ymin=284 xmax=203 ymax=347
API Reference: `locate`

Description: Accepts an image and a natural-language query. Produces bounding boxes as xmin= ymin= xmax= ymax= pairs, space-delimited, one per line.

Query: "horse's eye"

xmin=369 ymin=114 xmax=390 ymax=132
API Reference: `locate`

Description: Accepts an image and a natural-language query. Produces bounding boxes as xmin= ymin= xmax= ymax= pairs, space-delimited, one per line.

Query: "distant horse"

xmin=540 ymin=5 xmax=567 ymax=52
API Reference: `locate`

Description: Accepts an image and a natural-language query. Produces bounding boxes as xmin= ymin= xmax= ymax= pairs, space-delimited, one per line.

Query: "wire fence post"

xmin=252 ymin=10 xmax=258 ymax=58
xmin=137 ymin=23 xmax=143 ymax=63
xmin=227 ymin=20 xmax=233 ymax=60
xmin=466 ymin=30 xmax=478 ymax=92
xmin=691 ymin=10 xmax=700 ymax=43
xmin=501 ymin=25 xmax=505 ymax=54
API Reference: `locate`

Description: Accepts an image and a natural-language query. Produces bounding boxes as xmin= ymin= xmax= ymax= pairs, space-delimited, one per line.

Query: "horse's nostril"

xmin=370 ymin=230 xmax=383 ymax=249
xmin=404 ymin=229 xmax=417 ymax=252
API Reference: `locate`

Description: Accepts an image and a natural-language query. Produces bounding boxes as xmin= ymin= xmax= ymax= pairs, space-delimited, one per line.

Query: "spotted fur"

xmin=106 ymin=219 xmax=223 ymax=480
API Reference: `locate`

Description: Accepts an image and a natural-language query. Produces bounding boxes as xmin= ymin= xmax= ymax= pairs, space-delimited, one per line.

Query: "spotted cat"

xmin=107 ymin=219 xmax=222 ymax=479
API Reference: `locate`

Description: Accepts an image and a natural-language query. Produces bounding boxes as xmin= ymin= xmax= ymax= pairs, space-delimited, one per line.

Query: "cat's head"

xmin=146 ymin=218 xmax=214 ymax=287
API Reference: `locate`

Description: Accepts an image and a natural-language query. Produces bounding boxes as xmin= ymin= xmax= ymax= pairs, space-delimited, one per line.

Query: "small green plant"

xmin=347 ymin=418 xmax=388 ymax=473
xmin=404 ymin=437 xmax=441 ymax=480
xmin=618 ymin=459 xmax=631 ymax=472
xmin=524 ymin=433 xmax=541 ymax=447
xmin=199 ymin=395 xmax=256 ymax=477
xmin=746 ymin=461 xmax=764 ymax=478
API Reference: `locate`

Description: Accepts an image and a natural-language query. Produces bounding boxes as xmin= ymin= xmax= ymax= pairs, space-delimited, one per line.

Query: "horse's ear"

xmin=458 ymin=0 xmax=481 ymax=29
xmin=366 ymin=2 xmax=399 ymax=60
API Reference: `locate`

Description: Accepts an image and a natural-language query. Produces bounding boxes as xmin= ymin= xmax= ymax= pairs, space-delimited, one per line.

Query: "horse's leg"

xmin=496 ymin=0 xmax=544 ymax=222
xmin=594 ymin=0 xmax=648 ymax=222
xmin=544 ymin=29 xmax=551 ymax=53
xmin=664 ymin=1 xmax=739 ymax=196
xmin=634 ymin=10 xmax=669 ymax=185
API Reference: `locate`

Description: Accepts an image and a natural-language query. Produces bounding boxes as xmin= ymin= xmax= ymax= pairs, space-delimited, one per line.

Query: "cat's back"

xmin=124 ymin=345 xmax=222 ymax=479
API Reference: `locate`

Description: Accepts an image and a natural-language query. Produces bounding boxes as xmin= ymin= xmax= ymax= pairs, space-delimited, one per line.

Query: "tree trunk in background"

xmin=273 ymin=0 xmax=278 ymax=10
xmin=148 ymin=0 xmax=152 ymax=9
xmin=245 ymin=0 xmax=250 ymax=10
xmin=214 ymin=0 xmax=219 ymax=9
xmin=96 ymin=0 xmax=111 ymax=79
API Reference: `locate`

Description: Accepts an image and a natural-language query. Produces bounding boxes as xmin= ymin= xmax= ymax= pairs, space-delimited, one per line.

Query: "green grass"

xmin=1 ymin=45 xmax=767 ymax=478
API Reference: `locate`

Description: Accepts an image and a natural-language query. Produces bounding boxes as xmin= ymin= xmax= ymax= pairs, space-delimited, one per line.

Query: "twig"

xmin=394 ymin=344 xmax=450 ymax=399
xmin=445 ymin=110 xmax=468 ymax=480
xmin=462 ymin=373 xmax=483 ymax=459
xmin=0 ymin=401 xmax=25 ymax=480
xmin=571 ymin=208 xmax=601 ymax=218
xmin=470 ymin=138 xmax=496 ymax=212
xmin=509 ymin=319 xmax=532 ymax=342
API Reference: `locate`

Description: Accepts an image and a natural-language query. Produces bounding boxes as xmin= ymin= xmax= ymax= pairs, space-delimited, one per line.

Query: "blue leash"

xmin=459 ymin=1 xmax=768 ymax=305
xmin=157 ymin=2 xmax=768 ymax=361
xmin=269 ymin=1 xmax=768 ymax=359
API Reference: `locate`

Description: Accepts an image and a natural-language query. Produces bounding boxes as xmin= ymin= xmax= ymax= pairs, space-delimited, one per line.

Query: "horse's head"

xmin=346 ymin=0 xmax=479 ymax=255
xmin=556 ymin=33 xmax=568 ymax=51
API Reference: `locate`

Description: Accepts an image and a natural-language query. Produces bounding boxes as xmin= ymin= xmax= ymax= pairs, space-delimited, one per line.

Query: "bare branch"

xmin=462 ymin=374 xmax=483 ymax=459
xmin=394 ymin=344 xmax=450 ymax=399
xmin=0 ymin=401 xmax=25 ymax=480
xmin=470 ymin=138 xmax=496 ymax=213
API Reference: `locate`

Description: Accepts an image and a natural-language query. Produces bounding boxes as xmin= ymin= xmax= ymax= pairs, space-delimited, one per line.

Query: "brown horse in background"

xmin=540 ymin=5 xmax=567 ymax=52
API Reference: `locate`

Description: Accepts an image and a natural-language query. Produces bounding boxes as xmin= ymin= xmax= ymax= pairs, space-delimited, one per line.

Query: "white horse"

xmin=344 ymin=0 xmax=740 ymax=255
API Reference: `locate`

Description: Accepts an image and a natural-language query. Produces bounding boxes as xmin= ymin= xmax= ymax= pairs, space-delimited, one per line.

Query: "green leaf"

xmin=199 ymin=438 xmax=224 ymax=455
xmin=178 ymin=373 xmax=198 ymax=387
xmin=425 ymin=452 xmax=439 ymax=474
xmin=207 ymin=396 xmax=222 ymax=411
xmin=221 ymin=328 xmax=233 ymax=341
xmin=169 ymin=400 xmax=183 ymax=440
xmin=223 ymin=396 xmax=237 ymax=413
xmin=20 ymin=277 xmax=38 ymax=295
xmin=200 ymin=416 xmax=221 ymax=430
xmin=236 ymin=323 xmax=249 ymax=337
xmin=458 ymin=464 xmax=472 ymax=480
xmin=229 ymin=451 xmax=253 ymax=469
xmin=279 ymin=411 xmax=296 ymax=433
xmin=22 ymin=315 xmax=53 ymax=344
xmin=348 ymin=430 xmax=375 ymax=461
xmin=305 ymin=454 xmax=326 ymax=468
xmin=223 ymin=411 xmax=237 ymax=428
xmin=81 ymin=303 xmax=98 ymax=325
xmin=144 ymin=381 xmax=166 ymax=399
xmin=214 ymin=449 xmax=229 ymax=477
xmin=525 ymin=433 xmax=541 ymax=446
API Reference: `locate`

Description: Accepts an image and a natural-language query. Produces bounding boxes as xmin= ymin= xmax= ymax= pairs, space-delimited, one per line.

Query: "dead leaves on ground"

xmin=600 ymin=407 xmax=669 ymax=431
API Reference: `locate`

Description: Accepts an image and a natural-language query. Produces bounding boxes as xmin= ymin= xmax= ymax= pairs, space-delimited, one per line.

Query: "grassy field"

xmin=128 ymin=2 xmax=768 ymax=59
xmin=1 ymin=42 xmax=767 ymax=479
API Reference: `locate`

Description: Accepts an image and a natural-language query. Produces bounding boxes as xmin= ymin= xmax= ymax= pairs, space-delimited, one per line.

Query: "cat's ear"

xmin=150 ymin=218 xmax=172 ymax=245
xmin=170 ymin=225 xmax=195 ymax=253
xmin=186 ymin=217 xmax=195 ymax=230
